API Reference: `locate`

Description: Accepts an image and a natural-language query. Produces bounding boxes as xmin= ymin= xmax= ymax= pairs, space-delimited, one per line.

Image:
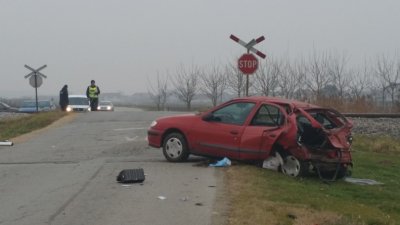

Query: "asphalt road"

xmin=0 ymin=108 xmax=225 ymax=225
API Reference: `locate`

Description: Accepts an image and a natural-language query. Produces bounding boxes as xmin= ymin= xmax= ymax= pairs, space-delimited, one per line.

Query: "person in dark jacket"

xmin=59 ymin=85 xmax=69 ymax=111
xmin=86 ymin=80 xmax=100 ymax=111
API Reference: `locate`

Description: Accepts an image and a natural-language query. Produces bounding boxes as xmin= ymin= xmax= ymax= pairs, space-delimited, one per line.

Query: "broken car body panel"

xmin=147 ymin=96 xmax=353 ymax=177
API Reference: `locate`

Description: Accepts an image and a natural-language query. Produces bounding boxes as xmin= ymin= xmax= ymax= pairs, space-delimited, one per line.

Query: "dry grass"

xmin=314 ymin=97 xmax=382 ymax=113
xmin=224 ymin=156 xmax=400 ymax=225
xmin=353 ymin=135 xmax=400 ymax=154
xmin=0 ymin=111 xmax=69 ymax=141
xmin=225 ymin=166 xmax=344 ymax=225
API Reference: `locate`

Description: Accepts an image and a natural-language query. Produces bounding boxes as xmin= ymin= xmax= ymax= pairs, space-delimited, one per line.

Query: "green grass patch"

xmin=0 ymin=111 xmax=67 ymax=140
xmin=226 ymin=135 xmax=400 ymax=225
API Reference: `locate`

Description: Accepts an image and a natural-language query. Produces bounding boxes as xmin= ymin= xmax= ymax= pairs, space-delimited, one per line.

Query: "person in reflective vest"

xmin=86 ymin=80 xmax=101 ymax=111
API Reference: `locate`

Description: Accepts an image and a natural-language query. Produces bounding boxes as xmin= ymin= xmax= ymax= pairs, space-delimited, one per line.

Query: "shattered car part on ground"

xmin=0 ymin=140 xmax=13 ymax=146
xmin=116 ymin=168 xmax=145 ymax=183
xmin=209 ymin=157 xmax=231 ymax=167
xmin=148 ymin=96 xmax=353 ymax=179
xmin=344 ymin=177 xmax=383 ymax=185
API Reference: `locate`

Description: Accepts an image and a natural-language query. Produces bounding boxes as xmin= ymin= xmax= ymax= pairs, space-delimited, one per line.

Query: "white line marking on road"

xmin=125 ymin=136 xmax=138 ymax=142
xmin=114 ymin=127 xmax=147 ymax=131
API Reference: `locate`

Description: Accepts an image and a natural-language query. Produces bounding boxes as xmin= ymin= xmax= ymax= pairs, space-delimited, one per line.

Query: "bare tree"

xmin=147 ymin=73 xmax=169 ymax=111
xmin=349 ymin=60 xmax=371 ymax=101
xmin=254 ymin=57 xmax=280 ymax=96
xmin=172 ymin=64 xmax=200 ymax=110
xmin=374 ymin=54 xmax=400 ymax=111
xmin=200 ymin=64 xmax=227 ymax=107
xmin=225 ymin=61 xmax=246 ymax=97
xmin=278 ymin=58 xmax=307 ymax=99
xmin=328 ymin=52 xmax=350 ymax=100
xmin=306 ymin=51 xmax=331 ymax=101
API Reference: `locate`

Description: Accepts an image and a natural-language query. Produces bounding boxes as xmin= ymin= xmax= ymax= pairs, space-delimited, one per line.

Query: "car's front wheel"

xmin=162 ymin=132 xmax=189 ymax=162
xmin=281 ymin=155 xmax=309 ymax=177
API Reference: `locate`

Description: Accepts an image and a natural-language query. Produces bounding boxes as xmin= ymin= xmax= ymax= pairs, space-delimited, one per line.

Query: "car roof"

xmin=22 ymin=100 xmax=51 ymax=103
xmin=69 ymin=95 xmax=87 ymax=98
xmin=233 ymin=96 xmax=320 ymax=109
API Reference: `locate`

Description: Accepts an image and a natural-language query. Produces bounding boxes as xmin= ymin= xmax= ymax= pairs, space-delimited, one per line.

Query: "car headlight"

xmin=107 ymin=106 xmax=111 ymax=110
xmin=150 ymin=120 xmax=157 ymax=127
xmin=66 ymin=106 xmax=72 ymax=112
xmin=97 ymin=106 xmax=101 ymax=110
xmin=88 ymin=107 xmax=91 ymax=111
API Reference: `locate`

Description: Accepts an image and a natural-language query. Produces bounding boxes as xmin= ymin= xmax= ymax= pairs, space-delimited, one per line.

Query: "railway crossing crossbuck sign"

xmin=23 ymin=64 xmax=48 ymax=112
xmin=230 ymin=34 xmax=266 ymax=95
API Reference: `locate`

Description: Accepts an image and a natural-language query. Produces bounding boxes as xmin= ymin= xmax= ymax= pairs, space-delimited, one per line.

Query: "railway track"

xmin=343 ymin=113 xmax=400 ymax=118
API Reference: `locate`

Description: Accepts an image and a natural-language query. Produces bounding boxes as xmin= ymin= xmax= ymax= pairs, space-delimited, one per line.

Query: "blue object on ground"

xmin=209 ymin=157 xmax=231 ymax=167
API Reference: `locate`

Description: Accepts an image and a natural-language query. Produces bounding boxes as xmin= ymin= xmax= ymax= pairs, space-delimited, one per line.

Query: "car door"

xmin=239 ymin=103 xmax=288 ymax=160
xmin=189 ymin=101 xmax=256 ymax=159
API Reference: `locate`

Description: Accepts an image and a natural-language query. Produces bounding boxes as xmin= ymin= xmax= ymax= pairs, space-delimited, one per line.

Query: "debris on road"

xmin=116 ymin=168 xmax=145 ymax=183
xmin=157 ymin=196 xmax=166 ymax=200
xmin=209 ymin=157 xmax=231 ymax=167
xmin=180 ymin=196 xmax=189 ymax=202
xmin=0 ymin=140 xmax=13 ymax=146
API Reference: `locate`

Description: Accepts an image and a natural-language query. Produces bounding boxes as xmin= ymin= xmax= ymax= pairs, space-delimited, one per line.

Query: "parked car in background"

xmin=18 ymin=100 xmax=56 ymax=113
xmin=0 ymin=102 xmax=18 ymax=112
xmin=66 ymin=95 xmax=90 ymax=112
xmin=148 ymin=96 xmax=353 ymax=179
xmin=97 ymin=101 xmax=114 ymax=111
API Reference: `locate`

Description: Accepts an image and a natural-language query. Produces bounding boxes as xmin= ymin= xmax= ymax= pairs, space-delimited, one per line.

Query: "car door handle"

xmin=230 ymin=130 xmax=239 ymax=135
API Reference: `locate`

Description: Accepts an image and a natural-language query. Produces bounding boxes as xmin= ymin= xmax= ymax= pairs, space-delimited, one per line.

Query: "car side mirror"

xmin=202 ymin=113 xmax=214 ymax=121
xmin=202 ymin=113 xmax=221 ymax=122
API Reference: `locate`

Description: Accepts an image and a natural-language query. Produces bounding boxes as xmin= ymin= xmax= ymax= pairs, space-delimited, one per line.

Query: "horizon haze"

xmin=1 ymin=0 xmax=400 ymax=98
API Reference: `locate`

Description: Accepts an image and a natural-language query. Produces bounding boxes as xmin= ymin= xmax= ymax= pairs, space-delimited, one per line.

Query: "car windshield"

xmin=100 ymin=101 xmax=112 ymax=106
xmin=213 ymin=102 xmax=255 ymax=125
xmin=69 ymin=97 xmax=89 ymax=105
xmin=21 ymin=101 xmax=37 ymax=107
xmin=38 ymin=101 xmax=51 ymax=107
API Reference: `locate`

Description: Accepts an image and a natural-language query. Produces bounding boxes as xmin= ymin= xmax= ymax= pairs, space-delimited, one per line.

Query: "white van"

xmin=66 ymin=95 xmax=90 ymax=112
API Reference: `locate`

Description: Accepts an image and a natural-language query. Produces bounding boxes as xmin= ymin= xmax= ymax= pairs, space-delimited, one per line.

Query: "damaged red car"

xmin=147 ymin=96 xmax=353 ymax=178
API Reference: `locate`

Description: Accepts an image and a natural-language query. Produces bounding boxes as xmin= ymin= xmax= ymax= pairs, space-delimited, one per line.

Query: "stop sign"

xmin=238 ymin=53 xmax=258 ymax=74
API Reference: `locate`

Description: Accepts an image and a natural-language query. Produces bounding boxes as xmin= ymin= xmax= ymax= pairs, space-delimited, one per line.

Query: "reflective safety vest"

xmin=88 ymin=86 xmax=98 ymax=98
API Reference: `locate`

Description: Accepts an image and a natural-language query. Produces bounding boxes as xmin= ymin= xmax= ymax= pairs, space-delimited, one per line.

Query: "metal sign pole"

xmin=246 ymin=49 xmax=250 ymax=96
xmin=35 ymin=74 xmax=39 ymax=112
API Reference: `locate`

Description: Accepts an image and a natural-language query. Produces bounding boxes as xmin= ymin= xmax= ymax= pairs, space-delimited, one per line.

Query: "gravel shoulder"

xmin=349 ymin=117 xmax=400 ymax=137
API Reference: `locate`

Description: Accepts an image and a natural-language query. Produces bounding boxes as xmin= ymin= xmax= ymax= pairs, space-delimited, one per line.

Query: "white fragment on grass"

xmin=344 ymin=177 xmax=384 ymax=185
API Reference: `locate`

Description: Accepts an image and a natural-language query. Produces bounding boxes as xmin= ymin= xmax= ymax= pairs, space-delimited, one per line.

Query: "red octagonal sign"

xmin=238 ymin=53 xmax=258 ymax=74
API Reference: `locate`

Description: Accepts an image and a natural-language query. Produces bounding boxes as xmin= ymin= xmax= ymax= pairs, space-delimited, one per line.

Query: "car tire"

xmin=162 ymin=132 xmax=190 ymax=162
xmin=280 ymin=155 xmax=309 ymax=177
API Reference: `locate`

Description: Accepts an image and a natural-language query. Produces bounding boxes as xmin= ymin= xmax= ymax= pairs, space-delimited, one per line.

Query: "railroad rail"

xmin=343 ymin=113 xmax=400 ymax=118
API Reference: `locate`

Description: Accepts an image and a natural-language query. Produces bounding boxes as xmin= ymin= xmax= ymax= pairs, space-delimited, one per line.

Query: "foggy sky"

xmin=1 ymin=0 xmax=400 ymax=98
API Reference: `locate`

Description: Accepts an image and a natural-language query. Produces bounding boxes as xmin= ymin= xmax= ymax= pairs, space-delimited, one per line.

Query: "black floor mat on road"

xmin=117 ymin=168 xmax=145 ymax=183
